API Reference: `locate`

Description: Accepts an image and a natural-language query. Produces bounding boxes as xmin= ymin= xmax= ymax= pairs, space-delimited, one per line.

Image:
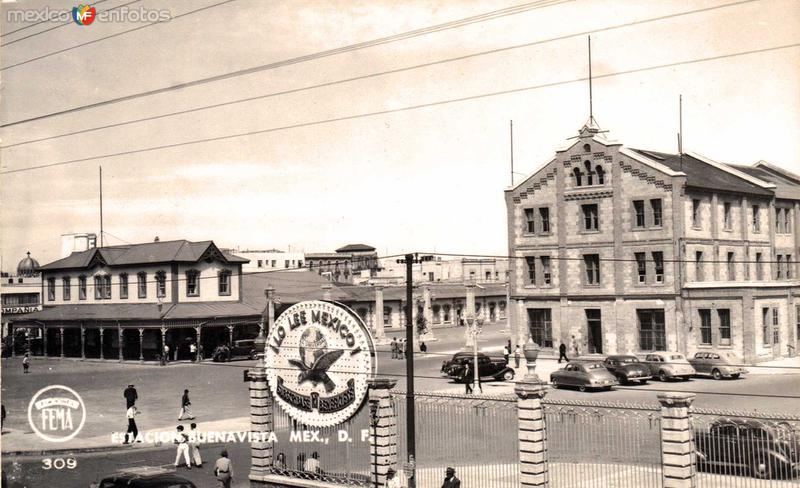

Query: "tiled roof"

xmin=40 ymin=240 xmax=248 ymax=271
xmin=335 ymin=244 xmax=376 ymax=253
xmin=731 ymin=163 xmax=800 ymax=200
xmin=629 ymin=149 xmax=773 ymax=196
xmin=13 ymin=301 xmax=260 ymax=322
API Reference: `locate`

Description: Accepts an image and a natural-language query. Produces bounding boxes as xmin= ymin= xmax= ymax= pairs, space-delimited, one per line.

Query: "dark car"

xmin=603 ymin=355 xmax=652 ymax=385
xmin=550 ymin=361 xmax=618 ymax=392
xmin=441 ymin=352 xmax=515 ymax=381
xmin=212 ymin=339 xmax=258 ymax=362
xmin=96 ymin=471 xmax=197 ymax=487
xmin=696 ymin=418 xmax=800 ymax=479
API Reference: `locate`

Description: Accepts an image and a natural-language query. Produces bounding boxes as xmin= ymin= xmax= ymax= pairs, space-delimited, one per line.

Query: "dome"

xmin=17 ymin=251 xmax=40 ymax=277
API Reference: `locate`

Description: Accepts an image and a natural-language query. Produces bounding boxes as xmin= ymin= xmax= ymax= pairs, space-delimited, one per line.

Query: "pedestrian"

xmin=124 ymin=405 xmax=140 ymax=444
xmin=190 ymin=343 xmax=197 ymax=362
xmin=124 ymin=384 xmax=138 ymax=409
xmin=514 ymin=345 xmax=521 ymax=368
xmin=163 ymin=344 xmax=170 ymax=364
xmin=2 ymin=404 xmax=6 ymax=430
xmin=178 ymin=389 xmax=195 ymax=420
xmin=391 ymin=337 xmax=398 ymax=359
xmin=558 ymin=342 xmax=569 ymax=363
xmin=214 ymin=449 xmax=233 ymax=488
xmin=189 ymin=422 xmax=202 ymax=467
xmin=441 ymin=467 xmax=461 ymax=488
xmin=22 ymin=352 xmax=29 ymax=373
xmin=503 ymin=344 xmax=511 ymax=364
xmin=174 ymin=425 xmax=191 ymax=469
xmin=198 ymin=344 xmax=204 ymax=361
xmin=304 ymin=451 xmax=321 ymax=474
xmin=274 ymin=452 xmax=287 ymax=470
xmin=462 ymin=363 xmax=473 ymax=395
xmin=399 ymin=339 xmax=405 ymax=359
xmin=386 ymin=468 xmax=402 ymax=488
xmin=419 ymin=341 xmax=427 ymax=353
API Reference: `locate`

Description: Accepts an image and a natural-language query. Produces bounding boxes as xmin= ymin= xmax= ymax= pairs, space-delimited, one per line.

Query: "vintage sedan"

xmin=696 ymin=418 xmax=800 ymax=479
xmin=550 ymin=361 xmax=618 ymax=392
xmin=441 ymin=352 xmax=515 ymax=381
xmin=603 ymin=355 xmax=652 ymax=384
xmin=643 ymin=351 xmax=696 ymax=381
xmin=689 ymin=351 xmax=748 ymax=380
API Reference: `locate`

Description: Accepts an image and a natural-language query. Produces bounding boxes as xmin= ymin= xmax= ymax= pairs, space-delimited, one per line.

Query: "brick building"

xmin=505 ymin=123 xmax=800 ymax=363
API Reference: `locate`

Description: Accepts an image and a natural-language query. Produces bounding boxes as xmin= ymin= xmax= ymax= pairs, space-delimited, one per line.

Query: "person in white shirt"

xmin=124 ymin=406 xmax=140 ymax=444
xmin=174 ymin=425 xmax=191 ymax=469
xmin=303 ymin=451 xmax=321 ymax=474
xmin=189 ymin=422 xmax=202 ymax=467
xmin=189 ymin=343 xmax=197 ymax=362
xmin=386 ymin=468 xmax=403 ymax=488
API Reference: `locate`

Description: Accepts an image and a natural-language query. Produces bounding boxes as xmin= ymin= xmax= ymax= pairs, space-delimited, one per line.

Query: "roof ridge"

xmin=686 ymin=151 xmax=776 ymax=189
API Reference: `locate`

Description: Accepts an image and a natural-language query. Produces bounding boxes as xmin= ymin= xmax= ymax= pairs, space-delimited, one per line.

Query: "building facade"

xmin=231 ymin=249 xmax=305 ymax=272
xmin=372 ymin=256 xmax=509 ymax=285
xmin=305 ymin=243 xmax=379 ymax=283
xmin=1 ymin=253 xmax=43 ymax=354
xmin=506 ymin=124 xmax=800 ymax=363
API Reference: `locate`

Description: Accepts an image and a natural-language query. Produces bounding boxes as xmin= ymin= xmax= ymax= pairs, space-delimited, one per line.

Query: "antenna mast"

xmin=588 ymin=36 xmax=593 ymax=123
xmin=99 ymin=166 xmax=104 ymax=247
xmin=678 ymin=94 xmax=684 ymax=170
xmin=510 ymin=120 xmax=514 ymax=186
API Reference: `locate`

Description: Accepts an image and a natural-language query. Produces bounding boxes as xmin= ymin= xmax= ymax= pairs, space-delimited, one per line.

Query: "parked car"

xmin=689 ymin=351 xmax=748 ymax=380
xmin=603 ymin=355 xmax=652 ymax=384
xmin=441 ymin=352 xmax=515 ymax=381
xmin=212 ymin=339 xmax=259 ymax=362
xmin=550 ymin=361 xmax=618 ymax=392
xmin=696 ymin=418 xmax=800 ymax=479
xmin=95 ymin=471 xmax=197 ymax=487
xmin=643 ymin=351 xmax=696 ymax=381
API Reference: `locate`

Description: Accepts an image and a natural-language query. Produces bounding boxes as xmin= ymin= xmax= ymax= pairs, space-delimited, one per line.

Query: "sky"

xmin=1 ymin=0 xmax=799 ymax=268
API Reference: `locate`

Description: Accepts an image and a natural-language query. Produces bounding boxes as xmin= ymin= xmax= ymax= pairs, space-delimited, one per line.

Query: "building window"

xmin=271 ymin=260 xmax=276 ymax=267
xmin=784 ymin=208 xmax=792 ymax=234
xmin=383 ymin=306 xmax=392 ymax=324
xmin=699 ymin=309 xmax=712 ymax=345
xmin=217 ymin=271 xmax=229 ymax=294
xmin=47 ymin=277 xmax=55 ymax=301
xmin=718 ymin=309 xmax=731 ymax=346
xmin=633 ymin=200 xmax=645 ymax=228
xmin=525 ymin=257 xmax=536 ymax=284
xmin=695 ymin=251 xmax=704 ymax=281
xmin=692 ymin=199 xmax=701 ymax=228
xmin=755 ymin=253 xmax=763 ymax=280
xmin=524 ymin=208 xmax=535 ymax=233
xmin=584 ymin=254 xmax=600 ymax=285
xmin=788 ymin=255 xmax=794 ymax=279
xmin=572 ymin=167 xmax=582 ymax=187
xmin=120 ymin=273 xmax=128 ymax=299
xmin=723 ymin=202 xmax=732 ymax=230
xmin=155 ymin=271 xmax=167 ymax=298
xmin=635 ymin=252 xmax=647 ymax=284
xmin=776 ymin=255 xmax=784 ymax=279
xmin=186 ymin=270 xmax=200 ymax=297
xmin=584 ymin=161 xmax=593 ymax=185
xmin=79 ymin=276 xmax=87 ymax=300
xmin=257 ymin=260 xmax=263 ymax=268
xmin=138 ymin=272 xmax=147 ymax=298
xmin=653 ymin=252 xmax=664 ymax=283
xmin=762 ymin=307 xmax=770 ymax=346
xmin=62 ymin=277 xmax=71 ymax=301
xmin=528 ymin=309 xmax=553 ymax=348
xmin=94 ymin=276 xmax=104 ymax=299
xmin=773 ymin=308 xmax=780 ymax=345
xmin=539 ymin=207 xmax=550 ymax=233
xmin=752 ymin=205 xmax=761 ymax=232
xmin=595 ymin=165 xmax=605 ymax=185
xmin=651 ymin=199 xmax=662 ymax=227
xmin=638 ymin=309 xmax=665 ymax=351
xmin=582 ymin=204 xmax=599 ymax=231
xmin=540 ymin=256 xmax=552 ymax=286
xmin=104 ymin=275 xmax=111 ymax=299
xmin=727 ymin=252 xmax=735 ymax=281
xmin=298 ymin=260 xmax=303 ymax=268
xmin=485 ymin=271 xmax=491 ymax=281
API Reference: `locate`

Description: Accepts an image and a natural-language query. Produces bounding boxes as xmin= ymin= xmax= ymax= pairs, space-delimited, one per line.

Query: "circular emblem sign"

xmin=266 ymin=300 xmax=375 ymax=428
xmin=27 ymin=385 xmax=87 ymax=443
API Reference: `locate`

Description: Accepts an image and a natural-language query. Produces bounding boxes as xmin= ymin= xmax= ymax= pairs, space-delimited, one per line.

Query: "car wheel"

xmin=250 ymin=351 xmax=258 ymax=360
xmin=731 ymin=373 xmax=740 ymax=380
xmin=502 ymin=370 xmax=515 ymax=381
xmin=551 ymin=379 xmax=559 ymax=389
xmin=640 ymin=380 xmax=648 ymax=385
xmin=712 ymin=369 xmax=722 ymax=380
xmin=659 ymin=370 xmax=668 ymax=382
xmin=750 ymin=455 xmax=773 ymax=479
xmin=617 ymin=375 xmax=628 ymax=385
xmin=578 ymin=385 xmax=587 ymax=392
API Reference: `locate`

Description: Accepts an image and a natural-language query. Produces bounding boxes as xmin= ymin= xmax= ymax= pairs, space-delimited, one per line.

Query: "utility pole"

xmin=99 ymin=166 xmax=104 ymax=247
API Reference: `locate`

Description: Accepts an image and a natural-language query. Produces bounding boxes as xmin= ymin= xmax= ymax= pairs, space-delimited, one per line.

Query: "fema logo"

xmin=27 ymin=385 xmax=87 ymax=442
xmin=72 ymin=5 xmax=96 ymax=25
xmin=266 ymin=301 xmax=375 ymax=428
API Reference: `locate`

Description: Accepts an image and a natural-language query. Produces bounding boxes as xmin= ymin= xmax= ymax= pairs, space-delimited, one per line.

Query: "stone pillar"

xmin=368 ymin=378 xmax=398 ymax=487
xmin=59 ymin=327 xmax=65 ymax=358
xmin=160 ymin=326 xmax=167 ymax=355
xmin=138 ymin=328 xmax=144 ymax=362
xmin=422 ymin=286 xmax=436 ymax=340
xmin=195 ymin=325 xmax=201 ymax=362
xmin=80 ymin=324 xmax=86 ymax=360
xmin=465 ymin=283 xmax=476 ymax=346
xmin=118 ymin=324 xmax=124 ymax=362
xmin=374 ymin=286 xmax=388 ymax=344
xmin=515 ymin=352 xmax=549 ymax=488
xmin=99 ymin=328 xmax=105 ymax=359
xmin=658 ymin=393 xmax=697 ymax=488
xmin=248 ymin=366 xmax=273 ymax=479
xmin=227 ymin=324 xmax=234 ymax=347
xmin=322 ymin=284 xmax=333 ymax=301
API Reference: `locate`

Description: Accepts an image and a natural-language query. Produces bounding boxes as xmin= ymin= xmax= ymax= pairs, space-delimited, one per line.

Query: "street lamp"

xmin=464 ymin=314 xmax=484 ymax=392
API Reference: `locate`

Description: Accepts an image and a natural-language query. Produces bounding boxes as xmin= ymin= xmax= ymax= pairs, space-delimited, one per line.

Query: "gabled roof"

xmin=335 ymin=244 xmax=376 ymax=253
xmin=731 ymin=161 xmax=800 ymax=201
xmin=39 ymin=240 xmax=248 ymax=271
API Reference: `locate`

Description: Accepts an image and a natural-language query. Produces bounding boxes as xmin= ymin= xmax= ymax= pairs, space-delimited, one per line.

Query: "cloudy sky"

xmin=1 ymin=0 xmax=798 ymax=267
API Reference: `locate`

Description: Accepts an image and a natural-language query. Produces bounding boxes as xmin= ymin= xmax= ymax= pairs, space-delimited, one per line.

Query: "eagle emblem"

xmin=289 ymin=327 xmax=344 ymax=393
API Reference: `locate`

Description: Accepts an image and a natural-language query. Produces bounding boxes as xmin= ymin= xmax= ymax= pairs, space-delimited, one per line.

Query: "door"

xmin=586 ymin=309 xmax=602 ymax=354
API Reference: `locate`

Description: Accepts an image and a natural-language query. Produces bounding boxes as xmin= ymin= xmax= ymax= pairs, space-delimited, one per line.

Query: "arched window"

xmin=584 ymin=161 xmax=593 ymax=185
xmin=583 ymin=143 xmax=591 ymax=153
xmin=595 ymin=165 xmax=605 ymax=185
xmin=572 ymin=167 xmax=583 ymax=187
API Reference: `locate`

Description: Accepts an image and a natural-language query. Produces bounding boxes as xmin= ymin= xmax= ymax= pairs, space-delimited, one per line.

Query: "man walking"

xmin=214 ymin=449 xmax=233 ymax=487
xmin=178 ymin=389 xmax=195 ymax=420
xmin=503 ymin=343 xmax=511 ymax=364
xmin=390 ymin=337 xmax=397 ymax=359
xmin=441 ymin=467 xmax=461 ymax=488
xmin=174 ymin=425 xmax=191 ymax=469
xmin=124 ymin=384 xmax=138 ymax=409
xmin=22 ymin=353 xmax=29 ymax=373
xmin=124 ymin=405 xmax=140 ymax=444
xmin=189 ymin=343 xmax=197 ymax=362
xmin=462 ymin=363 xmax=473 ymax=395
xmin=558 ymin=342 xmax=569 ymax=363
xmin=163 ymin=344 xmax=170 ymax=364
xmin=189 ymin=422 xmax=203 ymax=467
xmin=514 ymin=345 xmax=521 ymax=368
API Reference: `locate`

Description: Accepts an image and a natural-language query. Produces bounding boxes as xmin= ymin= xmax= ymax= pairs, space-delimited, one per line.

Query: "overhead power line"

xmin=0 ymin=0 xmax=238 ymax=72
xmin=2 ymin=41 xmax=797 ymax=176
xmin=0 ymin=0 xmax=760 ymax=150
xmin=0 ymin=0 xmax=110 ymax=38
xmin=0 ymin=0 xmax=570 ymax=126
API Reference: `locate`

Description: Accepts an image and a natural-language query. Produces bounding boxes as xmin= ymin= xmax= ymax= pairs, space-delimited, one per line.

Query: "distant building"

xmin=230 ymin=249 xmax=304 ymax=272
xmin=372 ymin=257 xmax=509 ymax=285
xmin=305 ymin=243 xmax=379 ymax=283
xmin=1 ymin=252 xmax=43 ymax=354
xmin=60 ymin=232 xmax=97 ymax=258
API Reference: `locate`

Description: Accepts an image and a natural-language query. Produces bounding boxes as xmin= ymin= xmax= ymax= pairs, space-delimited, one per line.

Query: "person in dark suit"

xmin=124 ymin=384 xmax=138 ymax=409
xmin=462 ymin=363 xmax=473 ymax=395
xmin=441 ymin=467 xmax=461 ymax=488
xmin=558 ymin=343 xmax=569 ymax=363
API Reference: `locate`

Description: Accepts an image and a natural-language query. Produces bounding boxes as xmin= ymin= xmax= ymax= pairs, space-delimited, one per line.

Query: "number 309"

xmin=42 ymin=458 xmax=77 ymax=470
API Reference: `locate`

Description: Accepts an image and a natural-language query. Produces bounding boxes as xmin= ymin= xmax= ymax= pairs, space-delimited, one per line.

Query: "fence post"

xmin=248 ymin=366 xmax=273 ymax=478
xmin=515 ymin=339 xmax=549 ymax=488
xmin=368 ymin=378 xmax=398 ymax=487
xmin=658 ymin=392 xmax=696 ymax=488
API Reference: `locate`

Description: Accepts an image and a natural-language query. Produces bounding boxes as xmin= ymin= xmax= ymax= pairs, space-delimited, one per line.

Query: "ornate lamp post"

xmin=464 ymin=314 xmax=484 ymax=390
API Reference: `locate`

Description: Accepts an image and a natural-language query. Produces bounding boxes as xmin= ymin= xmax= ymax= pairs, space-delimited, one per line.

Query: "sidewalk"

xmin=748 ymin=355 xmax=800 ymax=375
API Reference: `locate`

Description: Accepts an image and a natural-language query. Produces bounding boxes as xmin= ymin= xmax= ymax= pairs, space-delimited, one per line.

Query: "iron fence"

xmin=542 ymin=398 xmax=664 ymax=488
xmin=392 ymin=390 xmax=519 ymax=488
xmin=692 ymin=408 xmax=800 ymax=488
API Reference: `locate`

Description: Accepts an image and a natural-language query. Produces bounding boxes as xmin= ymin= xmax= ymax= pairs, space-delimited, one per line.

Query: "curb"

xmin=4 ymin=440 xmax=230 ymax=458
